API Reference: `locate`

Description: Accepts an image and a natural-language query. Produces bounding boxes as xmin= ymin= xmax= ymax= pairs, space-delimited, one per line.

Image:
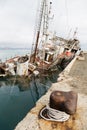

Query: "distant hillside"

xmin=0 ymin=42 xmax=31 ymax=49
xmin=0 ymin=47 xmax=30 ymax=50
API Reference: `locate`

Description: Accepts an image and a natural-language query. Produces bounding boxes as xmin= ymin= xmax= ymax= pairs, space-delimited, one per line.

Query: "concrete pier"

xmin=15 ymin=53 xmax=87 ymax=130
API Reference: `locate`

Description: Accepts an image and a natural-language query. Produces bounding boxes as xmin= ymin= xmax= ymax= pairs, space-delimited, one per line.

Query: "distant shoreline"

xmin=0 ymin=48 xmax=30 ymax=50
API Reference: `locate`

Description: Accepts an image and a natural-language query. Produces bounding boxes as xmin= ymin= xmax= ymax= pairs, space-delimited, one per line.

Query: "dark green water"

xmin=0 ymin=70 xmax=61 ymax=130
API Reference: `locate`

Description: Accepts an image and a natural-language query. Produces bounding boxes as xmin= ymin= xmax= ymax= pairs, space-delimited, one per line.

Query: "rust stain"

xmin=65 ymin=125 xmax=72 ymax=130
xmin=51 ymin=122 xmax=57 ymax=129
xmin=39 ymin=111 xmax=81 ymax=130
xmin=38 ymin=107 xmax=84 ymax=130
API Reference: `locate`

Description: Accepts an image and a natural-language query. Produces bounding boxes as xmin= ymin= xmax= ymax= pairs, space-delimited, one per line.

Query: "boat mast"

xmin=32 ymin=0 xmax=52 ymax=63
xmin=32 ymin=0 xmax=45 ymax=63
xmin=43 ymin=0 xmax=52 ymax=44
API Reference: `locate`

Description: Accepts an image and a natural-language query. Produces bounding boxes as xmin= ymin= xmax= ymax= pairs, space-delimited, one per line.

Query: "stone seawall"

xmin=15 ymin=54 xmax=87 ymax=130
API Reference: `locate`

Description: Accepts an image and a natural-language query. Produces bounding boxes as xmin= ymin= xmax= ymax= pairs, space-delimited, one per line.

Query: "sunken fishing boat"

xmin=0 ymin=0 xmax=80 ymax=77
xmin=29 ymin=0 xmax=80 ymax=72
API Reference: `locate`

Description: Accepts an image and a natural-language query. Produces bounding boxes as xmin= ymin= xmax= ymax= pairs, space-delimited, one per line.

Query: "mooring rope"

xmin=40 ymin=105 xmax=70 ymax=122
xmin=47 ymin=105 xmax=70 ymax=121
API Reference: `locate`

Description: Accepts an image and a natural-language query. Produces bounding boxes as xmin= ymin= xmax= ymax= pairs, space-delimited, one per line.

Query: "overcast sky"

xmin=0 ymin=0 xmax=87 ymax=50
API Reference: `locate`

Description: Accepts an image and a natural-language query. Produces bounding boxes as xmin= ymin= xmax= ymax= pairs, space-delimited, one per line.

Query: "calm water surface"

xmin=0 ymin=73 xmax=60 ymax=130
xmin=0 ymin=49 xmax=30 ymax=61
xmin=0 ymin=49 xmax=61 ymax=130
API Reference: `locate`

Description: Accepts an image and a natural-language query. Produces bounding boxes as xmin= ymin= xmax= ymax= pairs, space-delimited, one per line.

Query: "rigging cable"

xmin=65 ymin=0 xmax=69 ymax=32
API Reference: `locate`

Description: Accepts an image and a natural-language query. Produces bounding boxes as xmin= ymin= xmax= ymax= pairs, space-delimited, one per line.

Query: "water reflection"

xmin=0 ymin=69 xmax=61 ymax=130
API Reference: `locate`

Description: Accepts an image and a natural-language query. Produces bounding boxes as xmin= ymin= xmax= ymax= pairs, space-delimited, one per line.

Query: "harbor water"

xmin=0 ymin=49 xmax=30 ymax=62
xmin=0 ymin=49 xmax=61 ymax=130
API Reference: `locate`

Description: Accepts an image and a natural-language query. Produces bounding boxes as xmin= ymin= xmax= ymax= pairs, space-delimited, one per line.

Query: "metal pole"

xmin=32 ymin=0 xmax=45 ymax=63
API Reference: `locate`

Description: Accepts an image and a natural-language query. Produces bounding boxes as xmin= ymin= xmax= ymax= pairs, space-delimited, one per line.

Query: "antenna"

xmin=73 ymin=27 xmax=78 ymax=39
xmin=67 ymin=28 xmax=72 ymax=39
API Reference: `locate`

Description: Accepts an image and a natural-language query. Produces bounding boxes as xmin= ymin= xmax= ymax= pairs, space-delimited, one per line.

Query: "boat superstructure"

xmin=0 ymin=0 xmax=81 ymax=77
